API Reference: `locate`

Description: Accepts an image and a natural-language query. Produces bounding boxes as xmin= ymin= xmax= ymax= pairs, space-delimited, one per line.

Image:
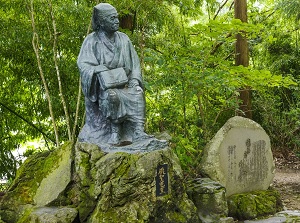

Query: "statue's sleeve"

xmin=128 ymin=40 xmax=144 ymax=88
xmin=77 ymin=34 xmax=99 ymax=102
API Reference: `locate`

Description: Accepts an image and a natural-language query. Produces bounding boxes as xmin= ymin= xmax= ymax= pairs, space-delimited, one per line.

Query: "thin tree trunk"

xmin=72 ymin=77 xmax=83 ymax=143
xmin=30 ymin=0 xmax=59 ymax=146
xmin=48 ymin=0 xmax=72 ymax=141
xmin=72 ymin=16 xmax=93 ymax=143
xmin=182 ymin=81 xmax=188 ymax=137
xmin=140 ymin=26 xmax=146 ymax=72
xmin=234 ymin=0 xmax=252 ymax=118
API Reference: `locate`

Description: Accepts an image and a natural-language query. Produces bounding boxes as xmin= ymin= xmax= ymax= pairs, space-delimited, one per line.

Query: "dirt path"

xmin=272 ymin=154 xmax=300 ymax=210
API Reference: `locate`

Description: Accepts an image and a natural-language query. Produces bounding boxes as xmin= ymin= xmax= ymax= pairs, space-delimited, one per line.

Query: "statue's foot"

xmin=108 ymin=132 xmax=120 ymax=145
xmin=118 ymin=141 xmax=132 ymax=146
xmin=132 ymin=131 xmax=153 ymax=142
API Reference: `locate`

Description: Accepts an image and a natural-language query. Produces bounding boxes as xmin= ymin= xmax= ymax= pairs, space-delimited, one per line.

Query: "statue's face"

xmin=101 ymin=12 xmax=119 ymax=33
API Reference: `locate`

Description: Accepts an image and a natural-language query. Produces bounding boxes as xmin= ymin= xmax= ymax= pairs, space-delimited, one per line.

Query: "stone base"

xmin=98 ymin=136 xmax=169 ymax=153
xmin=0 ymin=142 xmax=200 ymax=223
xmin=75 ymin=142 xmax=199 ymax=222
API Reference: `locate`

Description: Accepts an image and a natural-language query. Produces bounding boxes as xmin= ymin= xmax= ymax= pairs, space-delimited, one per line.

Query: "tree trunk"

xmin=72 ymin=18 xmax=93 ymax=143
xmin=234 ymin=0 xmax=252 ymax=119
xmin=30 ymin=0 xmax=60 ymax=146
xmin=48 ymin=0 xmax=72 ymax=141
xmin=119 ymin=13 xmax=135 ymax=32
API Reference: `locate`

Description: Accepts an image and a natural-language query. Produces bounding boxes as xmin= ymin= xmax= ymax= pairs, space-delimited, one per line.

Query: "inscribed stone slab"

xmin=200 ymin=116 xmax=275 ymax=196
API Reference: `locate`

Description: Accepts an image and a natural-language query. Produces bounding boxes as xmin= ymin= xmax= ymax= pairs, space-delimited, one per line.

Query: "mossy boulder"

xmin=227 ymin=189 xmax=283 ymax=220
xmin=0 ymin=142 xmax=200 ymax=223
xmin=75 ymin=142 xmax=200 ymax=223
xmin=0 ymin=142 xmax=73 ymax=223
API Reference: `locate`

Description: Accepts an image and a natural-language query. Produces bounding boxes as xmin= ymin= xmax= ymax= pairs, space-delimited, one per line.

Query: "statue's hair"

xmin=92 ymin=3 xmax=117 ymax=31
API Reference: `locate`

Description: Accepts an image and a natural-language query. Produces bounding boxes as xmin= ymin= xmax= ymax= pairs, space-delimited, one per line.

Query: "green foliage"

xmin=250 ymin=0 xmax=300 ymax=154
xmin=0 ymin=0 xmax=91 ymax=179
xmin=253 ymin=90 xmax=300 ymax=152
xmin=144 ymin=2 xmax=296 ymax=173
xmin=1 ymin=0 xmax=300 ymax=181
xmin=276 ymin=0 xmax=300 ymax=22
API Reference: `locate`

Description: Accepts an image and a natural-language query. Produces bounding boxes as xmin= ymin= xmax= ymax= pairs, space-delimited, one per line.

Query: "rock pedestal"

xmin=75 ymin=142 xmax=199 ymax=223
xmin=200 ymin=116 xmax=275 ymax=196
xmin=0 ymin=142 xmax=200 ymax=223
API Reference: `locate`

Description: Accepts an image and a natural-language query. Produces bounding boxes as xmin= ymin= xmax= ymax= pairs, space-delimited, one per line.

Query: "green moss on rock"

xmin=0 ymin=210 xmax=17 ymax=223
xmin=227 ymin=189 xmax=283 ymax=220
xmin=0 ymin=142 xmax=73 ymax=222
xmin=75 ymin=143 xmax=200 ymax=223
xmin=1 ymin=142 xmax=200 ymax=223
xmin=15 ymin=207 xmax=33 ymax=223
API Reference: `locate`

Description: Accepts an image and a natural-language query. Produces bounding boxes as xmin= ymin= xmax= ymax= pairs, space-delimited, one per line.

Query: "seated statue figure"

xmin=77 ymin=3 xmax=149 ymax=146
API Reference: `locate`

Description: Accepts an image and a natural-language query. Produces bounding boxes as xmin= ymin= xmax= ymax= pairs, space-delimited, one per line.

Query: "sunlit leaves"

xmin=1 ymin=0 xmax=300 ymax=179
xmin=276 ymin=0 xmax=300 ymax=22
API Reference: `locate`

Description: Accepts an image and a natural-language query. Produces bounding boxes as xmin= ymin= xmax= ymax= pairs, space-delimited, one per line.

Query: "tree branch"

xmin=0 ymin=102 xmax=56 ymax=144
xmin=48 ymin=0 xmax=72 ymax=141
xmin=210 ymin=33 xmax=232 ymax=55
xmin=72 ymin=11 xmax=93 ymax=143
xmin=213 ymin=0 xmax=231 ymax=20
xmin=29 ymin=0 xmax=60 ymax=146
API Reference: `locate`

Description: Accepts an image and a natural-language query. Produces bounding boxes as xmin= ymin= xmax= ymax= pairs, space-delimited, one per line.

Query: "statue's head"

xmin=92 ymin=3 xmax=119 ymax=33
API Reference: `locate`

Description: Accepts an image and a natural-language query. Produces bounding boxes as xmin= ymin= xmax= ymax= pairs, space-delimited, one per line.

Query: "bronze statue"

xmin=77 ymin=3 xmax=150 ymax=148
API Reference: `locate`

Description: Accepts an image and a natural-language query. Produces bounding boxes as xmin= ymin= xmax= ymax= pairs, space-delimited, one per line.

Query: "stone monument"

xmin=200 ymin=116 xmax=275 ymax=196
xmin=77 ymin=3 xmax=166 ymax=152
xmin=0 ymin=4 xmax=199 ymax=223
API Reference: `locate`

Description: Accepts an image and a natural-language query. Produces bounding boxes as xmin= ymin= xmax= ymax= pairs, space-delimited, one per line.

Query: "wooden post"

xmin=234 ymin=0 xmax=252 ymax=119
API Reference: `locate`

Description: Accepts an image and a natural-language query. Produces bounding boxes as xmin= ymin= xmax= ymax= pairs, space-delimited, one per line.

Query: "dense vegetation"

xmin=1 ymin=0 xmax=300 ymax=181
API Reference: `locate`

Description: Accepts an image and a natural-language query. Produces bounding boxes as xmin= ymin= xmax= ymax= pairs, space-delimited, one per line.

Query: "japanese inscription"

xmin=156 ymin=164 xmax=169 ymax=197
xmin=227 ymin=138 xmax=268 ymax=189
xmin=201 ymin=117 xmax=275 ymax=196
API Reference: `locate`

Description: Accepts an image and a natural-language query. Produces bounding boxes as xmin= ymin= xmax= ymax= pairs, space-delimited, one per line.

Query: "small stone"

xmin=187 ymin=178 xmax=228 ymax=222
xmin=22 ymin=207 xmax=78 ymax=223
xmin=244 ymin=216 xmax=287 ymax=223
xmin=219 ymin=217 xmax=235 ymax=223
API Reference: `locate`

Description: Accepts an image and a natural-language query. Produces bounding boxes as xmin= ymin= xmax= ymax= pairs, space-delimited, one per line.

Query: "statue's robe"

xmin=77 ymin=31 xmax=145 ymax=144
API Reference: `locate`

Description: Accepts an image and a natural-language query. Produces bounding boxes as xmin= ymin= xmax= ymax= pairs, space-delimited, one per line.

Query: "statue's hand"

xmin=128 ymin=79 xmax=139 ymax=88
xmin=94 ymin=65 xmax=108 ymax=73
xmin=136 ymin=86 xmax=143 ymax=92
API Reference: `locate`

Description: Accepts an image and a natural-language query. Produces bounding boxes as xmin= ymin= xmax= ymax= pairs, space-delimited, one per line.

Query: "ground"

xmin=273 ymin=152 xmax=300 ymax=210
